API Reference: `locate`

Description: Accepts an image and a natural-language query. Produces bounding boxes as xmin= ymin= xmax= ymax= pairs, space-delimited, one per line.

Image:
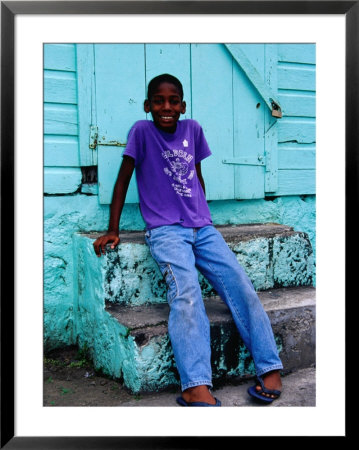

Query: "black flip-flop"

xmin=247 ymin=376 xmax=281 ymax=404
xmin=176 ymin=396 xmax=221 ymax=407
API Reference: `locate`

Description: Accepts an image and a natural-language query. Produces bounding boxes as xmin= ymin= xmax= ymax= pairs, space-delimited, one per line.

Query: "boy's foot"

xmin=181 ymin=385 xmax=217 ymax=405
xmin=247 ymin=370 xmax=282 ymax=404
xmin=255 ymin=370 xmax=282 ymax=399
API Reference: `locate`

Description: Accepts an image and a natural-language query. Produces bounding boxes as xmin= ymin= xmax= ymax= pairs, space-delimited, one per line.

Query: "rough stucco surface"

xmin=44 ymin=194 xmax=315 ymax=350
xmin=76 ymin=224 xmax=313 ymax=306
xmin=72 ymin=224 xmax=314 ymax=392
xmin=75 ymin=282 xmax=315 ymax=393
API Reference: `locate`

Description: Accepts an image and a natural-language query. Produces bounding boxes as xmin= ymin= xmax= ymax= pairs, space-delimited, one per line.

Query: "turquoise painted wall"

xmin=43 ymin=43 xmax=316 ymax=350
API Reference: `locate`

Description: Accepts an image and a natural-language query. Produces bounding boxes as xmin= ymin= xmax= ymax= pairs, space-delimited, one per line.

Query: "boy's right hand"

xmin=93 ymin=232 xmax=120 ymax=256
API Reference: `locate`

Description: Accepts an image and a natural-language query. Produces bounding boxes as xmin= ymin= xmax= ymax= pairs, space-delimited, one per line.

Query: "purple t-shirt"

xmin=123 ymin=119 xmax=213 ymax=230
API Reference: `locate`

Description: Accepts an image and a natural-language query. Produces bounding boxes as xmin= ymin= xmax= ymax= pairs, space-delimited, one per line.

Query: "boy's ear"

xmin=144 ymin=99 xmax=150 ymax=113
xmin=181 ymin=101 xmax=186 ymax=114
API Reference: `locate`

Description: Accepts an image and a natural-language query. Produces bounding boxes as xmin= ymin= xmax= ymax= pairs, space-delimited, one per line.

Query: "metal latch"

xmin=222 ymin=155 xmax=265 ymax=166
xmin=89 ymin=126 xmax=127 ymax=148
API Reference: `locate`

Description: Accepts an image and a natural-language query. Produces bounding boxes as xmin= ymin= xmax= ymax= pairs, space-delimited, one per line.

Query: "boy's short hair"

xmin=147 ymin=74 xmax=184 ymax=100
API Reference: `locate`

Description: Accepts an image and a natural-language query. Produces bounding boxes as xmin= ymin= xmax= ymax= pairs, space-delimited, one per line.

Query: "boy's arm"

xmin=195 ymin=162 xmax=206 ymax=195
xmin=93 ymin=155 xmax=135 ymax=256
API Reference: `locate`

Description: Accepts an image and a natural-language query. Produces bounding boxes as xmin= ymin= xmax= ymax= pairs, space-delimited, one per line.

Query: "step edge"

xmin=105 ymin=286 xmax=316 ymax=332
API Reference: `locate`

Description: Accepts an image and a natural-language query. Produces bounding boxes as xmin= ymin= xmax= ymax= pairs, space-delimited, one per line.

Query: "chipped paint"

xmin=44 ymin=194 xmax=315 ymax=351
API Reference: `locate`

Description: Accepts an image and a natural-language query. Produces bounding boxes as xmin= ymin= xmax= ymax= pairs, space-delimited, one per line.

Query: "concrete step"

xmin=74 ymin=223 xmax=314 ymax=307
xmin=75 ymin=285 xmax=315 ymax=393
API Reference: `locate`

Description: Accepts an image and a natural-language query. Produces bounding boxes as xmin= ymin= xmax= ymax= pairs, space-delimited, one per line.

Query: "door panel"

xmin=191 ymin=44 xmax=235 ymax=200
xmin=91 ymin=43 xmax=274 ymax=204
xmin=94 ymin=44 xmax=145 ymax=203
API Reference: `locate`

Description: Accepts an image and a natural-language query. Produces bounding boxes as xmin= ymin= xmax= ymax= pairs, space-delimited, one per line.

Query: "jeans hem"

xmin=257 ymin=364 xmax=284 ymax=377
xmin=181 ymin=380 xmax=213 ymax=391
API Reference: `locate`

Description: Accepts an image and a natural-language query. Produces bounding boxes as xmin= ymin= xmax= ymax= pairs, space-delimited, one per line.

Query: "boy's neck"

xmin=154 ymin=121 xmax=178 ymax=134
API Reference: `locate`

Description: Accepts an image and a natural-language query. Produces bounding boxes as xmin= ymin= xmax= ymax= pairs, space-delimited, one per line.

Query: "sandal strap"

xmin=256 ymin=376 xmax=281 ymax=397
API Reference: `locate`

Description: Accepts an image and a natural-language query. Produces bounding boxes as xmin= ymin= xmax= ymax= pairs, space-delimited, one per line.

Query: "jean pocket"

xmin=159 ymin=263 xmax=178 ymax=304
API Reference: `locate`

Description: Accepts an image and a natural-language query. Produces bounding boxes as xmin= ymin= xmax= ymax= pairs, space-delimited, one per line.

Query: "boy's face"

xmin=144 ymin=82 xmax=186 ymax=133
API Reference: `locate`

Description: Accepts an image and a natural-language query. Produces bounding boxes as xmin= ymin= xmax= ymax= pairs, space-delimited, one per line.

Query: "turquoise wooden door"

xmin=80 ymin=43 xmax=280 ymax=203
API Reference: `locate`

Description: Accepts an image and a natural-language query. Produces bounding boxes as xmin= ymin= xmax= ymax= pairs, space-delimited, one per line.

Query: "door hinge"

xmin=89 ymin=125 xmax=98 ymax=149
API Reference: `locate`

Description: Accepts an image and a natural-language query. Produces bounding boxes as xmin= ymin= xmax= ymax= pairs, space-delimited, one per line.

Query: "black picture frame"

xmin=1 ymin=1 xmax=353 ymax=447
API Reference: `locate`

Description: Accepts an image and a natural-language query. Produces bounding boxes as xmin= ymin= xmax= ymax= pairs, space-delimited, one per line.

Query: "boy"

xmin=93 ymin=74 xmax=283 ymax=406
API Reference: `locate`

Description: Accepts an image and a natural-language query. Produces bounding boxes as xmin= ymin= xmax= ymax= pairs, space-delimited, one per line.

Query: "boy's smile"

xmin=144 ymin=82 xmax=186 ymax=133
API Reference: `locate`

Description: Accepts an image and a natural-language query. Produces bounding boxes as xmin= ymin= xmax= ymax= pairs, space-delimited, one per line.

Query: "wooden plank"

xmin=277 ymin=44 xmax=316 ymax=65
xmin=265 ymin=44 xmax=278 ymax=90
xmin=233 ymin=45 xmax=265 ymax=199
xmin=278 ymin=146 xmax=316 ymax=169
xmin=191 ymin=44 xmax=234 ymax=200
xmin=278 ymin=63 xmax=316 ymax=91
xmin=95 ymin=44 xmax=146 ymax=144
xmin=278 ymin=118 xmax=315 ymax=144
xmin=44 ymin=70 xmax=77 ymax=104
xmin=44 ymin=104 xmax=78 ymax=135
xmin=145 ymin=44 xmax=192 ymax=117
xmin=98 ymin=147 xmax=139 ymax=204
xmin=44 ymin=44 xmax=76 ymax=71
xmin=44 ymin=167 xmax=82 ymax=194
xmin=264 ymin=44 xmax=278 ymax=193
xmin=44 ymin=135 xmax=80 ymax=167
xmin=276 ymin=169 xmax=316 ymax=195
xmin=264 ymin=121 xmax=278 ymax=193
xmin=278 ymin=90 xmax=315 ymax=118
xmin=225 ymin=43 xmax=281 ymax=115
xmin=76 ymin=44 xmax=97 ymax=166
xmin=239 ymin=44 xmax=264 ymax=77
xmin=94 ymin=44 xmax=145 ymax=203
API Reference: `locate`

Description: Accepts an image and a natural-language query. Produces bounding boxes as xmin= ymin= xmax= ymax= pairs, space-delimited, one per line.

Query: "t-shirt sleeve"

xmin=194 ymin=121 xmax=212 ymax=164
xmin=122 ymin=122 xmax=144 ymax=166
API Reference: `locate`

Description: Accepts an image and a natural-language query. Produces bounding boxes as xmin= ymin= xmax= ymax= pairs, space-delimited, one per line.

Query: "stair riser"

xmin=76 ymin=232 xmax=314 ymax=307
xmin=77 ymin=297 xmax=315 ymax=393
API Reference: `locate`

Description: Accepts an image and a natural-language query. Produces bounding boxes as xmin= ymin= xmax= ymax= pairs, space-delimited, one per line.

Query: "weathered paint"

xmin=74 ymin=225 xmax=313 ymax=307
xmin=44 ymin=167 xmax=82 ymax=194
xmin=43 ymin=194 xmax=316 ymax=350
xmin=43 ymin=43 xmax=317 ymax=360
xmin=73 ymin=282 xmax=314 ymax=393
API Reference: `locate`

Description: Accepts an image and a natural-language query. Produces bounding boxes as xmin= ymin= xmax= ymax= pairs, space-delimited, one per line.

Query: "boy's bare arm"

xmin=195 ymin=162 xmax=206 ymax=195
xmin=93 ymin=155 xmax=135 ymax=256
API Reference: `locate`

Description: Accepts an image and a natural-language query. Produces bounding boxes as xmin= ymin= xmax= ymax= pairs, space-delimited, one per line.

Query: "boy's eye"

xmin=152 ymin=97 xmax=181 ymax=105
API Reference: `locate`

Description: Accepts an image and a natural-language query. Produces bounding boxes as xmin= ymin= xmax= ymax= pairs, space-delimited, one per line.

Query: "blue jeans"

xmin=145 ymin=225 xmax=283 ymax=391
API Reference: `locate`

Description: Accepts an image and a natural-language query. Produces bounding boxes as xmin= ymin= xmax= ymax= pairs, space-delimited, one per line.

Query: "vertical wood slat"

xmin=145 ymin=44 xmax=192 ymax=118
xmin=76 ymin=44 xmax=96 ymax=166
xmin=264 ymin=44 xmax=278 ymax=193
xmin=94 ymin=44 xmax=145 ymax=203
xmin=233 ymin=44 xmax=265 ymax=199
xmin=191 ymin=44 xmax=235 ymax=200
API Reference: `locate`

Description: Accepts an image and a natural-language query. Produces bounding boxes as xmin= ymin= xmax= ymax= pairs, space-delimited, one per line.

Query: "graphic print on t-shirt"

xmin=162 ymin=144 xmax=194 ymax=198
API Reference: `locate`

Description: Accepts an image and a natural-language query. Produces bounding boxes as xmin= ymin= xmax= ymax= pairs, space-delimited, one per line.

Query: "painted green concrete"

xmin=71 ymin=225 xmax=314 ymax=392
xmin=73 ymin=233 xmax=178 ymax=392
xmin=44 ymin=194 xmax=315 ymax=350
xmin=75 ymin=227 xmax=313 ymax=306
xmin=72 ymin=281 xmax=313 ymax=393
